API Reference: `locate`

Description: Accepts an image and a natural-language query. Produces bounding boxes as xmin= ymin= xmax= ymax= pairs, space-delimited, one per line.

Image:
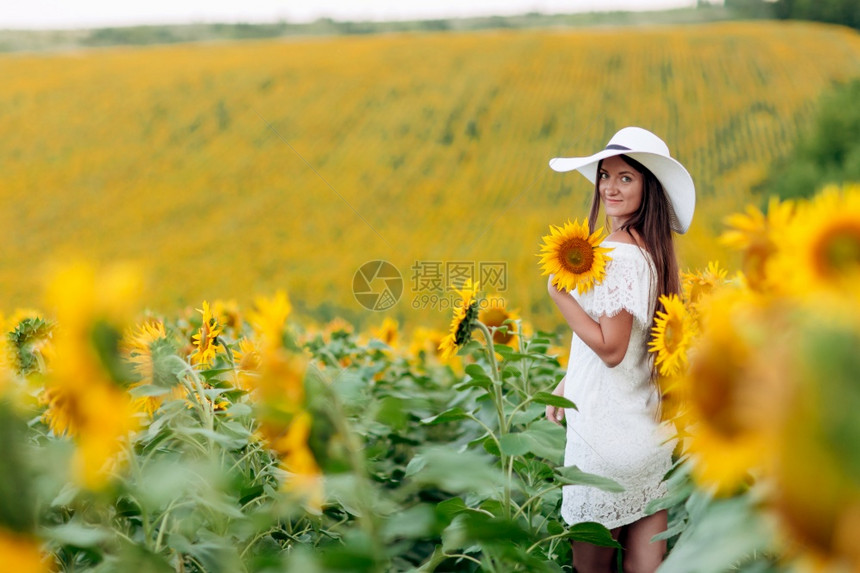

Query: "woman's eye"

xmin=621 ymin=176 xmax=632 ymax=183
xmin=599 ymin=172 xmax=609 ymax=179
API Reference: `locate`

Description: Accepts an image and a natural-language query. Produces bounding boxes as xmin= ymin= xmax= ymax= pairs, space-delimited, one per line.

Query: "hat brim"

xmin=549 ymin=149 xmax=695 ymax=234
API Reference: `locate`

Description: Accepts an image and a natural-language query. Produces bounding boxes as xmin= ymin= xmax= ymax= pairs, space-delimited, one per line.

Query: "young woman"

xmin=544 ymin=127 xmax=695 ymax=573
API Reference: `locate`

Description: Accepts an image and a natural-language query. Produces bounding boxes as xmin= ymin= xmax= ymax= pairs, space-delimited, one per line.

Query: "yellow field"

xmin=1 ymin=21 xmax=859 ymax=331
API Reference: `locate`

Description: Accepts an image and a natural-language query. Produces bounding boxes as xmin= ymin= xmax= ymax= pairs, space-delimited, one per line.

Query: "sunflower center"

xmin=689 ymin=338 xmax=748 ymax=439
xmin=742 ymin=239 xmax=775 ymax=290
xmin=481 ymin=307 xmax=513 ymax=344
xmin=663 ymin=317 xmax=683 ymax=354
xmin=47 ymin=388 xmax=85 ymax=437
xmin=480 ymin=307 xmax=506 ymax=327
xmin=561 ymin=237 xmax=595 ymax=274
xmin=813 ymin=222 xmax=860 ymax=278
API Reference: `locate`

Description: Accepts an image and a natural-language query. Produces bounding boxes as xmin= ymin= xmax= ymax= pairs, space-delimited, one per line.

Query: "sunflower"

xmin=41 ymin=263 xmax=140 ymax=489
xmin=233 ymin=337 xmax=261 ymax=391
xmin=266 ymin=410 xmax=323 ymax=511
xmin=409 ymin=326 xmax=444 ymax=359
xmin=768 ymin=184 xmax=860 ymax=302
xmin=681 ymin=261 xmax=728 ymax=308
xmin=323 ymin=317 xmax=354 ymax=339
xmin=679 ymin=287 xmax=789 ymax=495
xmin=254 ymin=349 xmax=308 ymax=412
xmin=720 ymin=196 xmax=794 ymax=291
xmin=370 ymin=317 xmax=399 ymax=349
xmin=42 ymin=356 xmax=139 ymax=489
xmin=438 ymin=279 xmax=481 ymax=360
xmin=249 ymin=348 xmax=321 ymax=508
xmin=247 ymin=291 xmax=292 ymax=351
xmin=538 ymin=219 xmax=612 ymax=294
xmin=0 ymin=529 xmax=48 ymax=573
xmin=648 ymin=294 xmax=695 ymax=378
xmin=5 ymin=314 xmax=53 ymax=377
xmin=5 ymin=308 xmax=42 ymax=327
xmin=654 ymin=373 xmax=688 ymax=432
xmin=190 ymin=301 xmax=224 ymax=367
xmin=121 ymin=319 xmax=171 ymax=379
xmin=121 ymin=319 xmax=171 ymax=416
xmin=234 ymin=337 xmax=261 ymax=371
xmin=548 ymin=342 xmax=570 ymax=369
xmin=211 ymin=299 xmax=242 ymax=332
xmin=478 ymin=296 xmax=519 ymax=346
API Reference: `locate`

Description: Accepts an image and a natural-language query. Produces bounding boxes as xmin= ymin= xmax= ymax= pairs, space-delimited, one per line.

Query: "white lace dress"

xmin=560 ymin=241 xmax=675 ymax=529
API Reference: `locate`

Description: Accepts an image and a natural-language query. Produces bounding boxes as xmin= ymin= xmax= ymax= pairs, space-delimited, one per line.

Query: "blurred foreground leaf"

xmin=0 ymin=402 xmax=36 ymax=533
xmin=659 ymin=494 xmax=773 ymax=573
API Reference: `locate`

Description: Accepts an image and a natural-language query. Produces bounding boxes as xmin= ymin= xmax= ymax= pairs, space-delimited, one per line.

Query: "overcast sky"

xmin=1 ymin=0 xmax=702 ymax=29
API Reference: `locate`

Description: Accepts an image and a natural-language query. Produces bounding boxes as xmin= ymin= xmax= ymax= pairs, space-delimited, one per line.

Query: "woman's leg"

xmin=571 ymin=527 xmax=621 ymax=573
xmin=622 ymin=510 xmax=668 ymax=573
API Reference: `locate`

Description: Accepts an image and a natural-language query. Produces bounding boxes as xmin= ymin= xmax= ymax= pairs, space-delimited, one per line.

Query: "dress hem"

xmin=561 ymin=508 xmax=651 ymax=531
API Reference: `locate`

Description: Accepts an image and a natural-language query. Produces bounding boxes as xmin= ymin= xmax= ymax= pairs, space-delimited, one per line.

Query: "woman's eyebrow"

xmin=599 ymin=168 xmax=636 ymax=176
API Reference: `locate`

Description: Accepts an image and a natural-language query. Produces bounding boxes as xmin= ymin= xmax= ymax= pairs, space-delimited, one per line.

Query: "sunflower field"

xmin=1 ymin=21 xmax=860 ymax=330
xmin=0 ymin=181 xmax=858 ymax=571
xmin=2 ymin=14 xmax=860 ymax=573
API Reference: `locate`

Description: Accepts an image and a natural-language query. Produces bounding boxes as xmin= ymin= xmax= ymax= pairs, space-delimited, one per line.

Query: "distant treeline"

xmin=1 ymin=2 xmax=857 ymax=53
xmin=727 ymin=0 xmax=860 ymax=29
xmin=1 ymin=5 xmax=739 ymax=53
xmin=85 ymin=19 xmax=459 ymax=46
xmin=761 ymin=79 xmax=860 ymax=201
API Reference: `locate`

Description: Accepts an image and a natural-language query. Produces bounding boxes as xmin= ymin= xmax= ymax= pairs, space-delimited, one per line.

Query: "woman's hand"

xmin=546 ymin=376 xmax=566 ymax=426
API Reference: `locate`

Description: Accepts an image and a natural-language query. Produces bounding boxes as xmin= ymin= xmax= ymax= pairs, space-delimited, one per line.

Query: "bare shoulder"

xmin=605 ymin=229 xmax=643 ymax=247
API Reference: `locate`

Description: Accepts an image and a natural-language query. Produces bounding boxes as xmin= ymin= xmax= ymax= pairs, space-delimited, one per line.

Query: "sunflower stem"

xmin=216 ymin=335 xmax=234 ymax=364
xmin=473 ymin=321 xmax=505 ymax=431
xmin=124 ymin=437 xmax=154 ymax=549
xmin=215 ymin=335 xmax=241 ymax=389
xmin=514 ymin=320 xmax=531 ymax=397
xmin=315 ymin=366 xmax=384 ymax=570
xmin=182 ymin=366 xmax=216 ymax=453
xmin=153 ymin=498 xmax=178 ymax=552
xmin=474 ymin=320 xmax=511 ymax=519
xmin=464 ymin=413 xmax=504 ymax=460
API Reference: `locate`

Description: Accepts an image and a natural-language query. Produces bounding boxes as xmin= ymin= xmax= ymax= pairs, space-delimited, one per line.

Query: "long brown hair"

xmin=587 ymin=154 xmax=680 ymax=323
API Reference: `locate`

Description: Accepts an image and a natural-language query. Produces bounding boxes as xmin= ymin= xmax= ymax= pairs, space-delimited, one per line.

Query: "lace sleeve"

xmin=583 ymin=249 xmax=655 ymax=325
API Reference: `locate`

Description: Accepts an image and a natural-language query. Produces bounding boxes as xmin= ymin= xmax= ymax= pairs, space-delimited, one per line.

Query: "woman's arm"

xmin=547 ymin=276 xmax=633 ymax=368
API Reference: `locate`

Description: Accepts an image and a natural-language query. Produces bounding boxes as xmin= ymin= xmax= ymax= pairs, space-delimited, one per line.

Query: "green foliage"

xmin=727 ymin=0 xmax=860 ymax=27
xmin=0 ymin=401 xmax=38 ymax=533
xmin=762 ymin=78 xmax=860 ymax=200
xmin=659 ymin=490 xmax=777 ymax=572
xmin=3 ymin=311 xmax=654 ymax=571
xmin=301 ymin=319 xmax=623 ymax=571
xmin=724 ymin=0 xmax=776 ymax=19
xmin=773 ymin=0 xmax=860 ymax=29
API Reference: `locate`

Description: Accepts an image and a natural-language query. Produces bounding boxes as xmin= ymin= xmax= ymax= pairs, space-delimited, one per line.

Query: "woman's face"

xmin=598 ymin=155 xmax=643 ymax=229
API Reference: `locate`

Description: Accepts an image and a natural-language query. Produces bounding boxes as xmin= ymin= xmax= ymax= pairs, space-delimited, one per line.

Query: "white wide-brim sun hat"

xmin=549 ymin=126 xmax=695 ymax=234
